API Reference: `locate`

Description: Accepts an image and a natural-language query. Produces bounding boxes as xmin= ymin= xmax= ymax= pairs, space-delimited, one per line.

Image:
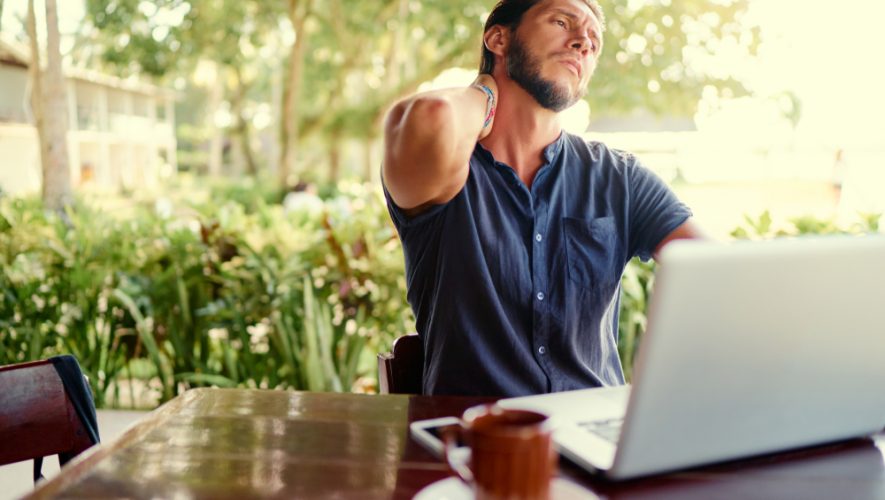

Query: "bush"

xmin=730 ymin=210 xmax=881 ymax=239
xmin=0 ymin=182 xmax=413 ymax=407
xmin=618 ymin=258 xmax=655 ymax=382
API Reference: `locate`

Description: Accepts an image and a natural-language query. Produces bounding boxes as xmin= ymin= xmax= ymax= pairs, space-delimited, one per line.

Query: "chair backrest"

xmin=0 ymin=359 xmax=94 ymax=467
xmin=377 ymin=333 xmax=424 ymax=394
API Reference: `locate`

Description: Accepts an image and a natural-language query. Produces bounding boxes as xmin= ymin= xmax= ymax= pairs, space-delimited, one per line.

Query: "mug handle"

xmin=442 ymin=424 xmax=474 ymax=484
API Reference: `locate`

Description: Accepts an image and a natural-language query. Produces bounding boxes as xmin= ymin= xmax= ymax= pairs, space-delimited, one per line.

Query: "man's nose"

xmin=570 ymin=36 xmax=590 ymax=55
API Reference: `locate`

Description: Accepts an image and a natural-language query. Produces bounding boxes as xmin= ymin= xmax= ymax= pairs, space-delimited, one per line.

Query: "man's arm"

xmin=382 ymin=75 xmax=497 ymax=216
xmin=653 ymin=219 xmax=707 ymax=260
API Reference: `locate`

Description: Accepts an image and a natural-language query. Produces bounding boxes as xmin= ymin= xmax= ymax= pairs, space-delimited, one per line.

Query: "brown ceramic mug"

xmin=443 ymin=404 xmax=557 ymax=500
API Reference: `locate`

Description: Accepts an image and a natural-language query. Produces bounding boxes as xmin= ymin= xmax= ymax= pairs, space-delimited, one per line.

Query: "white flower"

xmin=283 ymin=191 xmax=324 ymax=217
xmin=345 ymin=319 xmax=357 ymax=336
xmin=247 ymin=321 xmax=271 ymax=353
xmin=208 ymin=328 xmax=229 ymax=341
xmin=247 ymin=322 xmax=270 ymax=342
xmin=155 ymin=197 xmax=173 ymax=218
xmin=9 ymin=254 xmax=46 ymax=285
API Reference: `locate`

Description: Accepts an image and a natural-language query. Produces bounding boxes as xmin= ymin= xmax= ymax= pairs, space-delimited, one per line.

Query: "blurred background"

xmin=3 ymin=0 xmax=884 ymax=230
xmin=0 ymin=0 xmax=882 ymax=408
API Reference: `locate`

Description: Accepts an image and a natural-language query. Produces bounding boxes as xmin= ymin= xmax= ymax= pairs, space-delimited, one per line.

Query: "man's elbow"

xmin=653 ymin=219 xmax=708 ymax=259
xmin=383 ymin=97 xmax=455 ymax=179
xmin=395 ymin=96 xmax=454 ymax=143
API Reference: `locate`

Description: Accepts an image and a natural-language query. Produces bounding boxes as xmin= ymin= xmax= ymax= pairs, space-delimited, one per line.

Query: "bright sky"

xmin=1 ymin=0 xmax=84 ymax=37
xmin=742 ymin=0 xmax=885 ymax=145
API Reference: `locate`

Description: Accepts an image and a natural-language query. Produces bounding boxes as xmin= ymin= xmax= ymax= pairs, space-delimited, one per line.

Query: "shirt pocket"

xmin=563 ymin=216 xmax=624 ymax=290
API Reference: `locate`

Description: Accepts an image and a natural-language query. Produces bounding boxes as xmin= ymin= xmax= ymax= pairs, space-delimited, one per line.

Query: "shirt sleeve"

xmin=622 ymin=154 xmax=693 ymax=261
xmin=380 ymin=166 xmax=450 ymax=232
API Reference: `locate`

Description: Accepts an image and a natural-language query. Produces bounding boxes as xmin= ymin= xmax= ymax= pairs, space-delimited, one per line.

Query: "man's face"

xmin=505 ymin=0 xmax=603 ymax=112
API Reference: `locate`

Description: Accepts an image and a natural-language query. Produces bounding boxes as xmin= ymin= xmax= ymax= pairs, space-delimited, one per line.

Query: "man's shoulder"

xmin=563 ymin=132 xmax=640 ymax=174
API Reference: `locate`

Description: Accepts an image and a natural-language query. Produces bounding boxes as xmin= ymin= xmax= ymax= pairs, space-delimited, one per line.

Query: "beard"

xmin=506 ymin=34 xmax=586 ymax=112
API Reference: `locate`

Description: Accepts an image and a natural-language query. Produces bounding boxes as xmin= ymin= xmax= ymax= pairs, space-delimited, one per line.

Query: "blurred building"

xmin=0 ymin=36 xmax=177 ymax=195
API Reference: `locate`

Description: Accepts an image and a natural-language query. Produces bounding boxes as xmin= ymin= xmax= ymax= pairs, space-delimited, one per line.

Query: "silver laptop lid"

xmin=611 ymin=236 xmax=885 ymax=479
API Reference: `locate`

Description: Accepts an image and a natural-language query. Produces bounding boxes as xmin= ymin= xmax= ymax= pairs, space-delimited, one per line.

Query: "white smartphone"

xmin=409 ymin=416 xmax=469 ymax=462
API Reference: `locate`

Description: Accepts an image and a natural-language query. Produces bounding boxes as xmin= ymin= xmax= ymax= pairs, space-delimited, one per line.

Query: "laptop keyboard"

xmin=578 ymin=418 xmax=624 ymax=443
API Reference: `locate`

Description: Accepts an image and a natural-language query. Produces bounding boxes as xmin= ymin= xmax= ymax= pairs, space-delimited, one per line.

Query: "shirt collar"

xmin=474 ymin=130 xmax=566 ymax=166
xmin=542 ymin=131 xmax=565 ymax=164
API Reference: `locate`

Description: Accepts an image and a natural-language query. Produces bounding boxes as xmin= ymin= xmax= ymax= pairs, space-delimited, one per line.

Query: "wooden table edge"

xmin=26 ymin=389 xmax=205 ymax=499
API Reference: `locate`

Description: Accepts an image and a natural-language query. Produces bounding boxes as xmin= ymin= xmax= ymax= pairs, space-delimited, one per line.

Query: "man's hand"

xmin=472 ymin=74 xmax=498 ymax=141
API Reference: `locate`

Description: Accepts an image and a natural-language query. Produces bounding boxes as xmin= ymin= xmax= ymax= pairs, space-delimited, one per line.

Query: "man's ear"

xmin=483 ymin=25 xmax=509 ymax=58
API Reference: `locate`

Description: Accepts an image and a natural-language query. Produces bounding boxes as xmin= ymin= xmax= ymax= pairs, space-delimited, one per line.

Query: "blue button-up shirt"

xmin=384 ymin=132 xmax=692 ymax=397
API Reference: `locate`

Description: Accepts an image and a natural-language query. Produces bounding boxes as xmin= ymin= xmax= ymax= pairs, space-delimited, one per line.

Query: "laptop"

xmin=491 ymin=236 xmax=885 ymax=479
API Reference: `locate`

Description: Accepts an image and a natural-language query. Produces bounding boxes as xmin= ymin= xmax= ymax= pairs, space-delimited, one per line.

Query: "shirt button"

xmin=536 ymin=292 xmax=545 ymax=301
xmin=538 ymin=346 xmax=546 ymax=355
xmin=535 ymin=233 xmax=542 ymax=242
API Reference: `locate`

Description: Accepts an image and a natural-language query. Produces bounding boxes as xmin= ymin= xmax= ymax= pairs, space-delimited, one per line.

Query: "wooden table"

xmin=28 ymin=388 xmax=885 ymax=499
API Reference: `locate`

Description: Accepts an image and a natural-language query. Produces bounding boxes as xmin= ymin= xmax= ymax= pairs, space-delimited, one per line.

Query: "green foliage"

xmin=591 ymin=0 xmax=758 ymax=117
xmin=730 ymin=210 xmax=883 ymax=239
xmin=300 ymin=0 xmax=487 ymax=140
xmin=175 ymin=122 xmax=212 ymax=173
xmin=78 ymin=0 xmax=760 ymax=177
xmin=617 ymin=258 xmax=656 ymax=382
xmin=207 ymin=175 xmax=284 ymax=211
xmin=83 ymin=0 xmax=278 ymax=78
xmin=0 ymin=184 xmax=413 ymax=407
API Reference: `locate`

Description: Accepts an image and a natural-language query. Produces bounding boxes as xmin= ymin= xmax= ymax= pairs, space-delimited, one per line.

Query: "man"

xmin=382 ymin=0 xmax=703 ymax=397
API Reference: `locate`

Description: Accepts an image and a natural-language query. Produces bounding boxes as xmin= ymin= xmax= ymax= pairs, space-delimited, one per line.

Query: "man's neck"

xmin=479 ymin=76 xmax=562 ymax=189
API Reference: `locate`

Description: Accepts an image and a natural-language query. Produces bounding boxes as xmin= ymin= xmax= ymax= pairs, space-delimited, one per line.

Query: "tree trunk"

xmin=207 ymin=64 xmax=224 ymax=176
xmin=231 ymin=67 xmax=258 ymax=176
xmin=27 ymin=0 xmax=49 ymax=209
xmin=383 ymin=0 xmax=408 ymax=91
xmin=278 ymin=0 xmax=312 ymax=189
xmin=269 ymin=60 xmax=282 ymax=179
xmin=327 ymin=128 xmax=341 ymax=184
xmin=26 ymin=0 xmax=48 ymax=173
xmin=39 ymin=0 xmax=72 ymax=211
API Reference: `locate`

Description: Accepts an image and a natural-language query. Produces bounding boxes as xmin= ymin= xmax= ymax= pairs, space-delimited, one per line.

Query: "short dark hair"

xmin=479 ymin=0 xmax=606 ymax=74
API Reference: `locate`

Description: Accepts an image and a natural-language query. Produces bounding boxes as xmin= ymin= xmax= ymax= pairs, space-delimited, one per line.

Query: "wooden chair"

xmin=0 ymin=358 xmax=96 ymax=482
xmin=377 ymin=333 xmax=424 ymax=394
